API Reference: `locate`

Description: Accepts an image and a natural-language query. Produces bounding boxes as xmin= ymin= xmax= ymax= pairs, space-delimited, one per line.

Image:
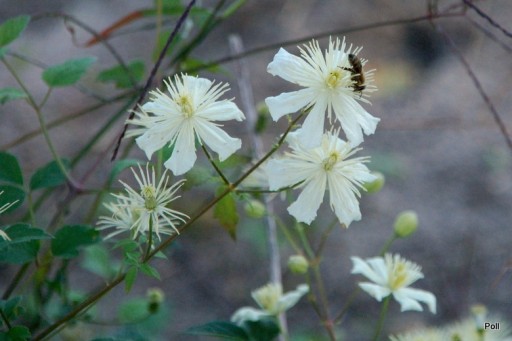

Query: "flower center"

xmin=326 ymin=70 xmax=342 ymax=89
xmin=389 ymin=262 xmax=408 ymax=290
xmin=141 ymin=185 xmax=157 ymax=211
xmin=177 ymin=95 xmax=194 ymax=117
xmin=323 ymin=152 xmax=340 ymax=171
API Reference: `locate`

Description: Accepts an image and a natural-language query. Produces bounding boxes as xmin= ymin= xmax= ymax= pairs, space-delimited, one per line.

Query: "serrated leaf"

xmin=0 ymin=87 xmax=27 ymax=105
xmin=0 ymin=224 xmax=51 ymax=264
xmin=0 ymin=15 xmax=30 ymax=48
xmin=51 ymin=225 xmax=100 ymax=259
xmin=186 ymin=321 xmax=249 ymax=340
xmin=0 ymin=152 xmax=23 ymax=185
xmin=29 ymin=159 xmax=70 ymax=190
xmin=0 ymin=185 xmax=24 ymax=213
xmin=108 ymin=159 xmax=140 ymax=186
xmin=97 ymin=60 xmax=144 ymax=89
xmin=42 ymin=57 xmax=96 ymax=87
xmin=125 ymin=266 xmax=138 ymax=292
xmin=214 ymin=187 xmax=239 ymax=240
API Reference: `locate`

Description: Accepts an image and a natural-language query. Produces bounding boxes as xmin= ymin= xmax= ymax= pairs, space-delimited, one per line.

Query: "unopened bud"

xmin=147 ymin=288 xmax=165 ymax=314
xmin=393 ymin=210 xmax=418 ymax=238
xmin=363 ymin=172 xmax=385 ymax=193
xmin=288 ymin=255 xmax=309 ymax=274
xmin=244 ymin=200 xmax=266 ymax=219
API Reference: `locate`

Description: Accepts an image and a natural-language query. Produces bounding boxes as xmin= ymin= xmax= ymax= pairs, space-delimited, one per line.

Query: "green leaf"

xmin=0 ymin=325 xmax=31 ymax=341
xmin=0 ymin=296 xmax=24 ymax=321
xmin=51 ymin=225 xmax=100 ymax=259
xmin=183 ymin=166 xmax=215 ymax=190
xmin=97 ymin=60 xmax=144 ymax=89
xmin=42 ymin=57 xmax=96 ymax=87
xmin=125 ymin=266 xmax=138 ymax=292
xmin=0 ymin=185 xmax=24 ymax=213
xmin=29 ymin=159 xmax=70 ymax=190
xmin=0 ymin=15 xmax=30 ymax=48
xmin=214 ymin=186 xmax=239 ymax=240
xmin=139 ymin=263 xmax=160 ymax=280
xmin=0 ymin=152 xmax=23 ymax=185
xmin=108 ymin=159 xmax=140 ymax=186
xmin=82 ymin=244 xmax=119 ymax=279
xmin=186 ymin=321 xmax=249 ymax=340
xmin=0 ymin=224 xmax=51 ymax=264
xmin=0 ymin=87 xmax=27 ymax=105
xmin=220 ymin=0 xmax=246 ymax=19
xmin=244 ymin=318 xmax=280 ymax=341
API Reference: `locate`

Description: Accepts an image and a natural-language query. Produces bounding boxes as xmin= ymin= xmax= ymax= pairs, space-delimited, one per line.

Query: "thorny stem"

xmin=33 ymin=111 xmax=306 ymax=340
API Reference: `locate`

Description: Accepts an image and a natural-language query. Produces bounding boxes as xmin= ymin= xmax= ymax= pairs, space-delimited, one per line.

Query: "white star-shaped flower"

xmin=231 ymin=283 xmax=309 ymax=325
xmin=265 ymin=131 xmax=375 ymax=226
xmin=97 ymin=164 xmax=188 ymax=240
xmin=351 ymin=253 xmax=436 ymax=314
xmin=265 ymin=37 xmax=379 ymax=148
xmin=128 ymin=74 xmax=245 ymax=175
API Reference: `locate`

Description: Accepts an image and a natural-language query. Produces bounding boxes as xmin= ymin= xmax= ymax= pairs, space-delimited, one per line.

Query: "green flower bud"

xmin=147 ymin=288 xmax=165 ymax=314
xmin=244 ymin=199 xmax=266 ymax=219
xmin=363 ymin=172 xmax=385 ymax=193
xmin=393 ymin=210 xmax=418 ymax=238
xmin=288 ymin=255 xmax=309 ymax=274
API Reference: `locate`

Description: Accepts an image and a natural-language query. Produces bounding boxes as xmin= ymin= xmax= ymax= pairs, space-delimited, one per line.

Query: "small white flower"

xmin=231 ymin=283 xmax=309 ymax=325
xmin=444 ymin=316 xmax=512 ymax=341
xmin=97 ymin=164 xmax=188 ymax=240
xmin=128 ymin=74 xmax=245 ymax=175
xmin=265 ymin=131 xmax=375 ymax=226
xmin=0 ymin=191 xmax=18 ymax=241
xmin=265 ymin=37 xmax=379 ymax=148
xmin=351 ymin=253 xmax=436 ymax=314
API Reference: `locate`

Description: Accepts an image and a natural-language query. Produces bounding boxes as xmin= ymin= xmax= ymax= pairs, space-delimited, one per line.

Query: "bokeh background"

xmin=1 ymin=0 xmax=512 ymax=340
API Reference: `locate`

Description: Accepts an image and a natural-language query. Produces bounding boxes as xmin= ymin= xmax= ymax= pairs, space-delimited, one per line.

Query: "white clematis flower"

xmin=265 ymin=131 xmax=375 ymax=226
xmin=127 ymin=74 xmax=245 ymax=175
xmin=265 ymin=37 xmax=379 ymax=148
xmin=351 ymin=253 xmax=436 ymax=314
xmin=97 ymin=164 xmax=188 ymax=240
xmin=231 ymin=283 xmax=309 ymax=325
xmin=0 ymin=191 xmax=18 ymax=241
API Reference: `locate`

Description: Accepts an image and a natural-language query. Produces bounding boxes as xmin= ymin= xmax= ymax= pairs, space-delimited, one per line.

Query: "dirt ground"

xmin=1 ymin=1 xmax=512 ymax=340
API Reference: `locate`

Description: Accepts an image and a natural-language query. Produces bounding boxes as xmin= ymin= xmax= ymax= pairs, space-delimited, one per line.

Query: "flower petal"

xmin=327 ymin=174 xmax=362 ymax=226
xmin=265 ymin=158 xmax=318 ymax=190
xmin=351 ymin=257 xmax=387 ymax=286
xmin=296 ymin=95 xmax=328 ymax=148
xmin=193 ymin=118 xmax=241 ymax=161
xmin=265 ymin=88 xmax=315 ymax=121
xmin=230 ymin=307 xmax=269 ymax=325
xmin=267 ymin=47 xmax=319 ymax=86
xmin=287 ymin=173 xmax=326 ymax=224
xmin=164 ymin=122 xmax=197 ymax=175
xmin=394 ymin=287 xmax=437 ymax=314
xmin=276 ymin=284 xmax=309 ymax=313
xmin=198 ymin=100 xmax=245 ymax=122
xmin=358 ymin=282 xmax=391 ymax=301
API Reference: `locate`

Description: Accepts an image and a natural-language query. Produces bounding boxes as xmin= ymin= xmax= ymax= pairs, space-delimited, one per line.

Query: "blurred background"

xmin=1 ymin=0 xmax=512 ymax=340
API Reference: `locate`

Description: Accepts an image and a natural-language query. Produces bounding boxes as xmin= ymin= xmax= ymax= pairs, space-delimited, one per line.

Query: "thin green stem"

xmin=201 ymin=144 xmax=230 ymax=186
xmin=38 ymin=87 xmax=52 ymax=108
xmin=144 ymin=218 xmax=154 ymax=260
xmin=275 ymin=218 xmax=301 ymax=254
xmin=379 ymin=235 xmax=397 ymax=256
xmin=372 ymin=295 xmax=391 ymax=341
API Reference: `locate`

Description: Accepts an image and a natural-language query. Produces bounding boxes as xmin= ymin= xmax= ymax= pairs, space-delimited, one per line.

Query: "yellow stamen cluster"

xmin=323 ymin=152 xmax=340 ymax=171
xmin=177 ymin=95 xmax=194 ymax=117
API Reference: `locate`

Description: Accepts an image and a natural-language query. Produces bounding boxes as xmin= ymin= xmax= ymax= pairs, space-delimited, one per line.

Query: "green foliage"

xmin=42 ymin=57 xmax=96 ymax=87
xmin=51 ymin=225 xmax=100 ymax=259
xmin=29 ymin=159 xmax=70 ymax=190
xmin=82 ymin=244 xmax=119 ymax=279
xmin=0 ymin=152 xmax=23 ymax=185
xmin=0 ymin=87 xmax=27 ymax=105
xmin=0 ymin=15 xmax=30 ymax=48
xmin=125 ymin=266 xmax=138 ymax=293
xmin=118 ymin=298 xmax=150 ymax=324
xmin=0 ymin=325 xmax=31 ymax=341
xmin=0 ymin=296 xmax=24 ymax=323
xmin=214 ymin=186 xmax=239 ymax=239
xmin=97 ymin=60 xmax=145 ymax=89
xmin=243 ymin=318 xmax=280 ymax=341
xmin=186 ymin=321 xmax=249 ymax=340
xmin=0 ymin=224 xmax=51 ymax=264
xmin=0 ymin=185 xmax=24 ymax=213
